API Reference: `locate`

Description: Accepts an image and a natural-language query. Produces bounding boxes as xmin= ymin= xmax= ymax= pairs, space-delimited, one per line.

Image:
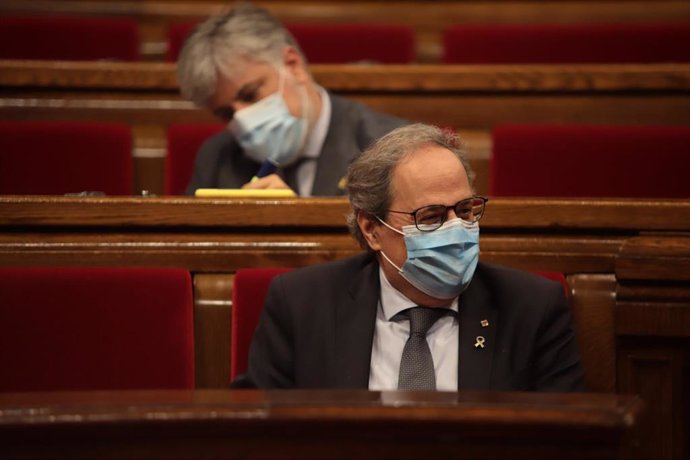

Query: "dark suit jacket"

xmin=185 ymin=93 xmax=408 ymax=195
xmin=243 ymin=252 xmax=586 ymax=391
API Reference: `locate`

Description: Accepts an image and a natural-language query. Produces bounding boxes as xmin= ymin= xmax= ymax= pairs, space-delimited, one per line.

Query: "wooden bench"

xmin=0 ymin=196 xmax=688 ymax=457
xmin=2 ymin=60 xmax=688 ymax=195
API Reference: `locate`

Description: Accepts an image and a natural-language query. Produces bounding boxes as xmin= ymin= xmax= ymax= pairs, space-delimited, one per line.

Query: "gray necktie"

xmin=397 ymin=306 xmax=447 ymax=390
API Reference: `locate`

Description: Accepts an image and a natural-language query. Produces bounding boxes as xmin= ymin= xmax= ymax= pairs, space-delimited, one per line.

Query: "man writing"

xmin=241 ymin=123 xmax=585 ymax=391
xmin=176 ymin=3 xmax=407 ymax=196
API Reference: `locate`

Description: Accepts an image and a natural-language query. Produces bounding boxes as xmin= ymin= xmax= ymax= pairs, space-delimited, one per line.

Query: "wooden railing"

xmin=2 ymin=60 xmax=688 ymax=195
xmin=1 ymin=196 xmax=688 ymax=458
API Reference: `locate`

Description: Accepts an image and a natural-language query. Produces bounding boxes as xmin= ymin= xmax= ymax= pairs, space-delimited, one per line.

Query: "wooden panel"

xmin=617 ymin=346 xmax=682 ymax=460
xmin=616 ymin=235 xmax=690 ymax=282
xmin=0 ymin=389 xmax=643 ymax=460
xmin=193 ymin=274 xmax=233 ymax=388
xmin=3 ymin=196 xmax=690 ymax=230
xmin=567 ymin=274 xmax=617 ymax=393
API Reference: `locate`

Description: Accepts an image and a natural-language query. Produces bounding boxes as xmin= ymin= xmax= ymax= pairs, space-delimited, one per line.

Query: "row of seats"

xmin=2 ymin=15 xmax=689 ymax=63
xmin=0 ymin=266 xmax=570 ymax=391
xmin=2 ymin=121 xmax=688 ymax=198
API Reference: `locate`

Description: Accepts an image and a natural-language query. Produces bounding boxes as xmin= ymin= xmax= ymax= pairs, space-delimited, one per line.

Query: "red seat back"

xmin=491 ymin=124 xmax=690 ymax=198
xmin=0 ymin=267 xmax=194 ymax=392
xmin=167 ymin=21 xmax=415 ymax=63
xmin=166 ymin=123 xmax=225 ymax=195
xmin=286 ymin=23 xmax=415 ymax=64
xmin=231 ymin=268 xmax=292 ymax=380
xmin=443 ymin=23 xmax=690 ymax=63
xmin=0 ymin=121 xmax=133 ymax=195
xmin=0 ymin=15 xmax=139 ymax=61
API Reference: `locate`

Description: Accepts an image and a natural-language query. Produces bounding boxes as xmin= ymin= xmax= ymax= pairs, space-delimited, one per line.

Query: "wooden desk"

xmin=0 ymin=389 xmax=643 ymax=459
xmin=0 ymin=196 xmax=688 ymax=459
xmin=1 ymin=60 xmax=689 ymax=195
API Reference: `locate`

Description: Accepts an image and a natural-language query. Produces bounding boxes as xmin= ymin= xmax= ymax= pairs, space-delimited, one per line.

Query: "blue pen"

xmin=251 ymin=161 xmax=278 ymax=182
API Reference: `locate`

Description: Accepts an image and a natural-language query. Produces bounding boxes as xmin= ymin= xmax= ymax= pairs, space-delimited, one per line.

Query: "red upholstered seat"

xmin=167 ymin=21 xmax=415 ymax=63
xmin=0 ymin=267 xmax=194 ymax=392
xmin=442 ymin=23 xmax=690 ymax=63
xmin=0 ymin=15 xmax=139 ymax=61
xmin=490 ymin=124 xmax=690 ymax=198
xmin=231 ymin=268 xmax=292 ymax=381
xmin=165 ymin=123 xmax=225 ymax=195
xmin=0 ymin=121 xmax=133 ymax=195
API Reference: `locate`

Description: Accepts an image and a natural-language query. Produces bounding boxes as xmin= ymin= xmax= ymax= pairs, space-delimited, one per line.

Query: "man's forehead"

xmin=217 ymin=58 xmax=274 ymax=84
xmin=389 ymin=146 xmax=470 ymax=207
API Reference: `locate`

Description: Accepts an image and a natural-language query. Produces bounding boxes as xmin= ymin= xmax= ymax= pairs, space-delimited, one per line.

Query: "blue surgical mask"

xmin=229 ymin=70 xmax=308 ymax=166
xmin=377 ymin=217 xmax=480 ymax=299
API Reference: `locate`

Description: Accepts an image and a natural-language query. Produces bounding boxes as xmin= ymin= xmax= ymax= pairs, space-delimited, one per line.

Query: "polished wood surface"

xmin=0 ymin=389 xmax=643 ymax=459
xmin=3 ymin=0 xmax=689 ymax=62
xmin=1 ymin=196 xmax=688 ymax=458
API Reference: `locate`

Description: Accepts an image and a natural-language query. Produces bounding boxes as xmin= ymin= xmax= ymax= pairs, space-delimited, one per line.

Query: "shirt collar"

xmin=302 ymin=85 xmax=330 ymax=160
xmin=378 ymin=266 xmax=459 ymax=321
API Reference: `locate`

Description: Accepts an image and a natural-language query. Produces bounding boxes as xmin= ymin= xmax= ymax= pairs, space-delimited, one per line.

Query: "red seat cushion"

xmin=231 ymin=268 xmax=292 ymax=380
xmin=0 ymin=121 xmax=133 ymax=195
xmin=0 ymin=267 xmax=194 ymax=392
xmin=166 ymin=123 xmax=225 ymax=195
xmin=443 ymin=23 xmax=690 ymax=63
xmin=0 ymin=15 xmax=139 ymax=61
xmin=490 ymin=124 xmax=690 ymax=198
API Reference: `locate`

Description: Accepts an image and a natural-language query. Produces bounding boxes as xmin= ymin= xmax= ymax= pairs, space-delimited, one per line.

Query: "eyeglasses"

xmin=386 ymin=196 xmax=488 ymax=232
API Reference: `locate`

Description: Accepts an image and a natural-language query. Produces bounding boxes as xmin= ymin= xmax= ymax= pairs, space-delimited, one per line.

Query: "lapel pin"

xmin=474 ymin=336 xmax=486 ymax=349
xmin=480 ymin=319 xmax=489 ymax=327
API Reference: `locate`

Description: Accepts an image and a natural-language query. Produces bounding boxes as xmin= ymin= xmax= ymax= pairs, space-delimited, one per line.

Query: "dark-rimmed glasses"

xmin=386 ymin=196 xmax=488 ymax=232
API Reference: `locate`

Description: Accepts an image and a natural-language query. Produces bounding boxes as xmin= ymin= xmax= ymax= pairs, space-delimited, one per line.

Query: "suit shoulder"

xmin=197 ymin=130 xmax=235 ymax=155
xmin=329 ymin=94 xmax=408 ymax=143
xmin=278 ymin=252 xmax=373 ymax=286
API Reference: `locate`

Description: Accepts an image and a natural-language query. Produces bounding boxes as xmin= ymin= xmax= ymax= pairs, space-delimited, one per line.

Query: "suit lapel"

xmin=457 ymin=265 xmax=497 ymax=389
xmin=333 ymin=253 xmax=380 ymax=388
xmin=312 ymin=94 xmax=358 ymax=196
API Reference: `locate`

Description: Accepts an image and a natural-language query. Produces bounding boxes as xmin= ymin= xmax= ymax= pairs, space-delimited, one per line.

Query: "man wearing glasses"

xmin=242 ymin=123 xmax=585 ymax=392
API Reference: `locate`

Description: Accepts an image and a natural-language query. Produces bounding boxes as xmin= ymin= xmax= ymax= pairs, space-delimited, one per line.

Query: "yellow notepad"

xmin=194 ymin=188 xmax=297 ymax=198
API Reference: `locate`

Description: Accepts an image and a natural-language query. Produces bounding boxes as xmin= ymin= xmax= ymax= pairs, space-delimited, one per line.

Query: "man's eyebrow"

xmin=234 ymin=77 xmax=265 ymax=101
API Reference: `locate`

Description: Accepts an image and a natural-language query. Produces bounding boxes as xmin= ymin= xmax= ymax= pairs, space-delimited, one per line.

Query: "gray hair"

xmin=176 ymin=2 xmax=305 ymax=107
xmin=346 ymin=123 xmax=475 ymax=248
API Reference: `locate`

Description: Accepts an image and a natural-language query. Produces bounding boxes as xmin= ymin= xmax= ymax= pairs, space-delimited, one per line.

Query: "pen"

xmin=251 ymin=161 xmax=278 ymax=182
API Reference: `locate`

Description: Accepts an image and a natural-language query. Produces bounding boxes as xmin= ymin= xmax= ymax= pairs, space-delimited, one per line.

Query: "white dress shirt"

xmin=368 ymin=267 xmax=459 ymax=391
xmin=294 ymin=85 xmax=331 ymax=197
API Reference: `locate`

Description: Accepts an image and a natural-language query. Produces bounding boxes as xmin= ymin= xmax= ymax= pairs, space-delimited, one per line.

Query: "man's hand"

xmin=242 ymin=173 xmax=291 ymax=190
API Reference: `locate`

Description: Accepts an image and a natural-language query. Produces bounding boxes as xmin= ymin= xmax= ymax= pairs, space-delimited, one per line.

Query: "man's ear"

xmin=357 ymin=211 xmax=382 ymax=251
xmin=282 ymin=46 xmax=309 ymax=84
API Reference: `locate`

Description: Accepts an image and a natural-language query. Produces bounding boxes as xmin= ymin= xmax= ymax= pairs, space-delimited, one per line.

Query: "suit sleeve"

xmin=534 ymin=283 xmax=587 ymax=392
xmin=184 ymin=140 xmax=217 ymax=195
xmin=245 ymin=276 xmax=295 ymax=388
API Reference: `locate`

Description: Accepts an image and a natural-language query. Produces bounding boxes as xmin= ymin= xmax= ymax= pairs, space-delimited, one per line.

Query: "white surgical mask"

xmin=229 ymin=69 xmax=309 ymax=166
xmin=377 ymin=217 xmax=480 ymax=299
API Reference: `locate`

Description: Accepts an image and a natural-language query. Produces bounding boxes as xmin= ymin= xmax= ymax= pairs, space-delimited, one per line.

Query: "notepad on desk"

xmin=194 ymin=188 xmax=297 ymax=198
